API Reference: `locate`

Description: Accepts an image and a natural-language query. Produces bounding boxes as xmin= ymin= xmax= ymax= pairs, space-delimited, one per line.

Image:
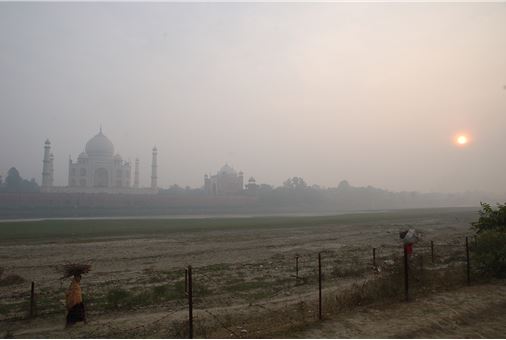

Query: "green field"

xmin=0 ymin=207 xmax=478 ymax=242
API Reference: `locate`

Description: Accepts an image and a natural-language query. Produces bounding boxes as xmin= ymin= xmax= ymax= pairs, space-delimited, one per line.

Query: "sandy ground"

xmin=6 ymin=282 xmax=506 ymax=339
xmin=1 ymin=208 xmax=491 ymax=338
xmin=293 ymin=282 xmax=506 ymax=338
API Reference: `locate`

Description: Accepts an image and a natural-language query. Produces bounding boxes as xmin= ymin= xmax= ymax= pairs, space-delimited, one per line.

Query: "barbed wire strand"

xmin=86 ymin=307 xmax=183 ymax=338
xmin=202 ymin=309 xmax=240 ymax=338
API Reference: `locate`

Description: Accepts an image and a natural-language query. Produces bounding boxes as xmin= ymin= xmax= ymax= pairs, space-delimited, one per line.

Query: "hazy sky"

xmin=1 ymin=2 xmax=505 ymax=193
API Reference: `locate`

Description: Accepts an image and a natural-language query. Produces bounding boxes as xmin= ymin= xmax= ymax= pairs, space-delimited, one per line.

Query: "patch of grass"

xmin=105 ymin=288 xmax=131 ymax=309
xmin=0 ymin=274 xmax=25 ymax=286
xmin=225 ymin=280 xmax=272 ymax=292
xmin=223 ymin=277 xmax=293 ymax=301
xmin=174 ymin=279 xmax=211 ymax=299
xmin=0 ymin=207 xmax=478 ymax=243
xmin=152 ymin=283 xmax=182 ymax=300
xmin=0 ymin=301 xmax=25 ymax=316
xmin=331 ymin=257 xmax=368 ymax=278
xmin=204 ymin=263 xmax=232 ymax=273
xmin=140 ymin=269 xmax=184 ymax=284
xmin=326 ymin=255 xmax=468 ymax=314
xmin=34 ymin=295 xmax=64 ymax=316
xmin=102 ymin=281 xmax=191 ymax=310
xmin=332 ymin=273 xmax=403 ymax=310
xmin=224 ymin=276 xmax=243 ymax=285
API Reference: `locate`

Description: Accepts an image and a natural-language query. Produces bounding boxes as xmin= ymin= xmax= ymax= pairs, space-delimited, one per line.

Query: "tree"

xmin=336 ymin=180 xmax=350 ymax=191
xmin=258 ymin=184 xmax=273 ymax=192
xmin=1 ymin=167 xmax=39 ymax=193
xmin=5 ymin=167 xmax=22 ymax=191
xmin=282 ymin=177 xmax=307 ymax=190
xmin=26 ymin=178 xmax=39 ymax=192
xmin=471 ymin=202 xmax=506 ymax=278
xmin=472 ymin=202 xmax=506 ymax=233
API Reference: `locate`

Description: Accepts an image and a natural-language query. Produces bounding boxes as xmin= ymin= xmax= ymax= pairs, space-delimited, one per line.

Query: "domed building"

xmin=245 ymin=176 xmax=259 ymax=195
xmin=204 ymin=164 xmax=245 ymax=195
xmin=41 ymin=128 xmax=158 ymax=194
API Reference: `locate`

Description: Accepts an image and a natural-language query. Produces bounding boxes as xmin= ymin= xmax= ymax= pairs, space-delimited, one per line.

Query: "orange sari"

xmin=65 ymin=278 xmax=82 ymax=310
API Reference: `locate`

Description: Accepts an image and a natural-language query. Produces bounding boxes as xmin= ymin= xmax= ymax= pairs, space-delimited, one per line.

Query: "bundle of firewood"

xmin=62 ymin=263 xmax=92 ymax=278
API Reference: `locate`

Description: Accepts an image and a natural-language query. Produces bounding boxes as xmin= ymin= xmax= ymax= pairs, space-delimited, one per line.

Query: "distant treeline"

xmin=0 ymin=167 xmax=39 ymax=193
xmin=1 ymin=167 xmax=504 ymax=218
xmin=160 ymin=177 xmax=504 ymax=212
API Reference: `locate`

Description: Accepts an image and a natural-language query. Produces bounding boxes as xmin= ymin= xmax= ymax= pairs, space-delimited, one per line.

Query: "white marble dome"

xmin=85 ymin=130 xmax=114 ymax=157
xmin=220 ymin=163 xmax=236 ymax=175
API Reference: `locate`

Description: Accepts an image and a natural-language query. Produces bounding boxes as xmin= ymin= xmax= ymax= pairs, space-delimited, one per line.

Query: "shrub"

xmin=471 ymin=202 xmax=506 ymax=278
xmin=473 ymin=230 xmax=506 ymax=278
xmin=472 ymin=202 xmax=506 ymax=233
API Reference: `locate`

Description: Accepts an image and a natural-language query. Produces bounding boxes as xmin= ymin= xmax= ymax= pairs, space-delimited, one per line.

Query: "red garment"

xmin=404 ymin=243 xmax=413 ymax=255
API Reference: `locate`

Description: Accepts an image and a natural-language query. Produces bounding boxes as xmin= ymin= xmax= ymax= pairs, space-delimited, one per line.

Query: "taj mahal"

xmin=41 ymin=128 xmax=158 ymax=194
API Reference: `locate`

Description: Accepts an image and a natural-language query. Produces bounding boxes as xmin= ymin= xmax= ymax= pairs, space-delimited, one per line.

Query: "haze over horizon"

xmin=1 ymin=3 xmax=505 ymax=193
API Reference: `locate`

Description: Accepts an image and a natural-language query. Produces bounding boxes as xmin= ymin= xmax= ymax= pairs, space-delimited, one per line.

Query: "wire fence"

xmin=1 ymin=234 xmax=479 ymax=338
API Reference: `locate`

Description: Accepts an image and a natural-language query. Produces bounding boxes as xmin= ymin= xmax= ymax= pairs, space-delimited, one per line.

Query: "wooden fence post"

xmin=372 ymin=248 xmax=376 ymax=267
xmin=188 ymin=266 xmax=193 ymax=339
xmin=318 ymin=252 xmax=322 ymax=320
xmin=466 ymin=237 xmax=470 ymax=286
xmin=30 ymin=281 xmax=35 ymax=318
xmin=404 ymin=246 xmax=409 ymax=302
xmin=185 ymin=268 xmax=188 ymax=294
xmin=431 ymin=240 xmax=434 ymax=264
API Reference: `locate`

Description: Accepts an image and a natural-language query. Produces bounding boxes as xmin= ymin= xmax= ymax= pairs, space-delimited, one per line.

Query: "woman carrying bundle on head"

xmin=63 ymin=264 xmax=90 ymax=327
xmin=65 ymin=274 xmax=86 ymax=326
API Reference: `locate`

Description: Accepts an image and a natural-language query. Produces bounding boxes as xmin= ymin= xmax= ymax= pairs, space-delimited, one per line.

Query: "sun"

xmin=457 ymin=135 xmax=468 ymax=145
xmin=454 ymin=133 xmax=471 ymax=146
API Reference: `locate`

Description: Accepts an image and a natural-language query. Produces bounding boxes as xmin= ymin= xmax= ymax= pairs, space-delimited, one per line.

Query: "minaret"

xmin=68 ymin=155 xmax=73 ymax=187
xmin=42 ymin=139 xmax=53 ymax=189
xmin=49 ymin=153 xmax=54 ymax=186
xmin=238 ymin=171 xmax=244 ymax=191
xmin=151 ymin=146 xmax=158 ymax=190
xmin=204 ymin=174 xmax=210 ymax=194
xmin=134 ymin=158 xmax=140 ymax=188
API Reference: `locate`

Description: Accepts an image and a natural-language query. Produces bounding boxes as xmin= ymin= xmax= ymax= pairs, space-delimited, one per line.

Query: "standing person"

xmin=400 ymin=229 xmax=418 ymax=255
xmin=65 ymin=274 xmax=86 ymax=327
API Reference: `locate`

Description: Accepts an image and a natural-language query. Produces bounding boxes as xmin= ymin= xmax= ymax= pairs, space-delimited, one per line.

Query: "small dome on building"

xmin=85 ymin=129 xmax=114 ymax=157
xmin=248 ymin=177 xmax=256 ymax=183
xmin=337 ymin=180 xmax=351 ymax=191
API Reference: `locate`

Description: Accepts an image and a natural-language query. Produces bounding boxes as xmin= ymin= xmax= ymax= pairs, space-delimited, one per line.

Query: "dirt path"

xmin=293 ymin=282 xmax=506 ymax=338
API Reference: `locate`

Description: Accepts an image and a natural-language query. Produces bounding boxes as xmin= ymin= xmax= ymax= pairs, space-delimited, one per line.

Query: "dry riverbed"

xmin=0 ymin=208 xmax=486 ymax=338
